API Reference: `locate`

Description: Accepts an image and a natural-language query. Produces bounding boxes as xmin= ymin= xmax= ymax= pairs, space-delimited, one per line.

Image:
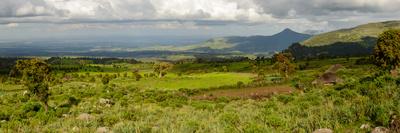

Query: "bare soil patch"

xmin=191 ymin=85 xmax=293 ymax=100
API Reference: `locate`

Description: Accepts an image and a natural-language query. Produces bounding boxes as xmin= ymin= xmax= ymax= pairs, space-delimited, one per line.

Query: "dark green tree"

xmin=102 ymin=75 xmax=111 ymax=85
xmin=372 ymin=29 xmax=400 ymax=71
xmin=14 ymin=59 xmax=51 ymax=112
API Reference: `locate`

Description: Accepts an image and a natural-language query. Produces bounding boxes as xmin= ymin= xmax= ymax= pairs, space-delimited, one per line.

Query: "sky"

xmin=0 ymin=0 xmax=400 ymax=42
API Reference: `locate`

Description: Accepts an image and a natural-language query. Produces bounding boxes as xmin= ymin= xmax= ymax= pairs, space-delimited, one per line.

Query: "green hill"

xmin=301 ymin=21 xmax=400 ymax=47
xmin=288 ymin=20 xmax=400 ymax=59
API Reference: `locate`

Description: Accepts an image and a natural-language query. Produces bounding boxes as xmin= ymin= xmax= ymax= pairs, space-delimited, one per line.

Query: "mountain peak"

xmin=281 ymin=28 xmax=296 ymax=33
xmin=274 ymin=28 xmax=304 ymax=36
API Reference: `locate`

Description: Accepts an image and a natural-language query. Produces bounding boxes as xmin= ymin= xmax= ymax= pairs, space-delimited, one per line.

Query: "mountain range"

xmin=183 ymin=28 xmax=311 ymax=54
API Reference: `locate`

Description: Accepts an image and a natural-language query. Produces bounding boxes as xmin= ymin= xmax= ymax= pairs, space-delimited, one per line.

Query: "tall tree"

xmin=153 ymin=62 xmax=173 ymax=78
xmin=372 ymin=29 xmax=400 ymax=71
xmin=14 ymin=59 xmax=51 ymax=112
xmin=273 ymin=53 xmax=296 ymax=79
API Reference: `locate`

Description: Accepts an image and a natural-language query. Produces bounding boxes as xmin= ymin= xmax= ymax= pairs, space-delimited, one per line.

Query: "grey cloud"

xmin=0 ymin=0 xmax=64 ymax=18
xmin=255 ymin=0 xmax=400 ymax=18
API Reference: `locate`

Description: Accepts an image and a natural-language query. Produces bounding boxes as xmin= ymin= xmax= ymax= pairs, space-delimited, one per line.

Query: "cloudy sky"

xmin=1 ymin=0 xmax=400 ymax=41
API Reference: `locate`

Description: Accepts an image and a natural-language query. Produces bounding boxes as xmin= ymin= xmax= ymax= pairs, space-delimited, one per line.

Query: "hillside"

xmin=188 ymin=28 xmax=311 ymax=53
xmin=288 ymin=20 xmax=400 ymax=59
xmin=301 ymin=21 xmax=400 ymax=47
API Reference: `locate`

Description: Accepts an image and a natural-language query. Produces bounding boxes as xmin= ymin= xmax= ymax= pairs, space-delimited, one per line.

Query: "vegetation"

xmin=372 ymin=29 xmax=400 ymax=70
xmin=273 ymin=53 xmax=296 ymax=78
xmin=288 ymin=21 xmax=400 ymax=59
xmin=301 ymin=21 xmax=400 ymax=47
xmin=153 ymin=62 xmax=174 ymax=78
xmin=13 ymin=59 xmax=52 ymax=112
xmin=0 ymin=55 xmax=398 ymax=132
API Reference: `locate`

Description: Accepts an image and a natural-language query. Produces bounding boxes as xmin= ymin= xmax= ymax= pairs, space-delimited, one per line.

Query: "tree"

xmin=132 ymin=69 xmax=142 ymax=81
xmin=14 ymin=59 xmax=51 ymax=112
xmin=273 ymin=53 xmax=296 ymax=79
xmin=102 ymin=75 xmax=111 ymax=85
xmin=372 ymin=29 xmax=400 ymax=71
xmin=153 ymin=62 xmax=173 ymax=78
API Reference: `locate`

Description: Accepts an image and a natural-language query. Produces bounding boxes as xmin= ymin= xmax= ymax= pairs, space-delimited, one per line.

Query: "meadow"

xmin=0 ymin=57 xmax=399 ymax=132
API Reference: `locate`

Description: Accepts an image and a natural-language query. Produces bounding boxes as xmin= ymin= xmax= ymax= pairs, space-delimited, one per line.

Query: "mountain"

xmin=187 ymin=28 xmax=311 ymax=53
xmin=288 ymin=20 xmax=400 ymax=59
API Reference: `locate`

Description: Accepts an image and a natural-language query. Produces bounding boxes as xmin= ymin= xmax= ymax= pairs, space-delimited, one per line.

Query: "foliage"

xmin=372 ymin=29 xmax=400 ymax=70
xmin=153 ymin=62 xmax=173 ymax=78
xmin=132 ymin=69 xmax=142 ymax=81
xmin=101 ymin=75 xmax=112 ymax=85
xmin=251 ymin=56 xmax=271 ymax=82
xmin=13 ymin=59 xmax=51 ymax=112
xmin=273 ymin=53 xmax=296 ymax=78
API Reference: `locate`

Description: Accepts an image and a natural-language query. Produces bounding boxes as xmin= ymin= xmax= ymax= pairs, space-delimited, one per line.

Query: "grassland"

xmin=0 ymin=57 xmax=399 ymax=132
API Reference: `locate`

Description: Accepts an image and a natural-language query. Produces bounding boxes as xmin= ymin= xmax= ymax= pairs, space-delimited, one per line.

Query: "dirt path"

xmin=191 ymin=85 xmax=293 ymax=100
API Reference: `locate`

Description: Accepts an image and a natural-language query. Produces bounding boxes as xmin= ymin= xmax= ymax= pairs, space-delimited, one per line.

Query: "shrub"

xmin=0 ymin=111 xmax=10 ymax=121
xmin=236 ymin=81 xmax=245 ymax=88
xmin=178 ymin=88 xmax=200 ymax=96
xmin=277 ymin=95 xmax=294 ymax=104
xmin=102 ymin=76 xmax=111 ymax=85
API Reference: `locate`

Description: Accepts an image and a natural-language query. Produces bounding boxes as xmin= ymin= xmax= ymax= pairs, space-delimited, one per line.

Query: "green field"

xmin=112 ymin=72 xmax=254 ymax=90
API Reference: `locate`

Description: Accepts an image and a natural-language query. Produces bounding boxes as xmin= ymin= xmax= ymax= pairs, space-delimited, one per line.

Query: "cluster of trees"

xmin=47 ymin=57 xmax=140 ymax=65
xmin=251 ymin=53 xmax=296 ymax=81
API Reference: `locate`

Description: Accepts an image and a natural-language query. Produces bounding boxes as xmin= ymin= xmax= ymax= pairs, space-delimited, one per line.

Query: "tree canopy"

xmin=372 ymin=29 xmax=400 ymax=70
xmin=14 ymin=59 xmax=51 ymax=112
xmin=153 ymin=62 xmax=173 ymax=78
xmin=273 ymin=53 xmax=296 ymax=78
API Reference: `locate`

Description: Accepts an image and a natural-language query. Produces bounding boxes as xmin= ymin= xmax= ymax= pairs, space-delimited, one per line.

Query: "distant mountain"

xmin=287 ymin=20 xmax=400 ymax=59
xmin=187 ymin=28 xmax=311 ymax=53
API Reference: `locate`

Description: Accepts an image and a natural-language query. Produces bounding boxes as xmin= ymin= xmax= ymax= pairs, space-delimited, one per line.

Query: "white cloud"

xmin=5 ymin=23 xmax=19 ymax=28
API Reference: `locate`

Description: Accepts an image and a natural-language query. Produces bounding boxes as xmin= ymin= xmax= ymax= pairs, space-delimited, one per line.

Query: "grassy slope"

xmin=301 ymin=21 xmax=400 ymax=47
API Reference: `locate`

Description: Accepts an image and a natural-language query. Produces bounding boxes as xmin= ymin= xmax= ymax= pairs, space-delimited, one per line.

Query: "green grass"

xmin=112 ymin=72 xmax=254 ymax=90
xmin=173 ymin=62 xmax=253 ymax=73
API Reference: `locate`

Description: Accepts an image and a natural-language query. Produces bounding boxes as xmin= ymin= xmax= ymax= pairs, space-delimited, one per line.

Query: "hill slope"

xmin=288 ymin=20 xmax=400 ymax=59
xmin=301 ymin=21 xmax=400 ymax=47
